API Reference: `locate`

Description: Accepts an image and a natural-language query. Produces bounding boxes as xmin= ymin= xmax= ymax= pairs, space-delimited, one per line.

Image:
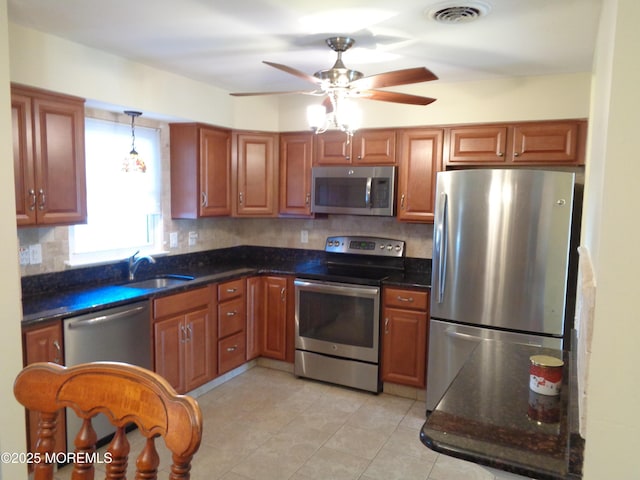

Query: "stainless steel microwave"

xmin=311 ymin=166 xmax=396 ymax=216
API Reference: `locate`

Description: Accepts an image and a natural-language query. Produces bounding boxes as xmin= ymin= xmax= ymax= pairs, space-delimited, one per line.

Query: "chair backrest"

xmin=14 ymin=361 xmax=203 ymax=480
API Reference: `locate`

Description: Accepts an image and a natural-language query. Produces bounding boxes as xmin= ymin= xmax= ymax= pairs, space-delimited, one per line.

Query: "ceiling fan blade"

xmin=356 ymin=89 xmax=437 ymax=106
xmin=263 ymin=61 xmax=323 ymax=86
xmin=351 ymin=67 xmax=438 ymax=90
xmin=230 ymin=90 xmax=316 ymax=97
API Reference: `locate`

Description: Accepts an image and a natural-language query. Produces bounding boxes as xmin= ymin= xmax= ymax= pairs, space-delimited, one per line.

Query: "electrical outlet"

xmin=300 ymin=230 xmax=309 ymax=244
xmin=29 ymin=244 xmax=43 ymax=264
xmin=188 ymin=231 xmax=198 ymax=247
xmin=169 ymin=232 xmax=178 ymax=248
xmin=19 ymin=247 xmax=30 ymax=265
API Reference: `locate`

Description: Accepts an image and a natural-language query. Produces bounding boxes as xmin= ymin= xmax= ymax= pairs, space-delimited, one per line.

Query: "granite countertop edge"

xmin=21 ymin=245 xmax=431 ymax=326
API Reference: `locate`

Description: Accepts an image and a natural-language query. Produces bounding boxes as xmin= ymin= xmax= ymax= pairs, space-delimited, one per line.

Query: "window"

xmin=69 ymin=117 xmax=162 ymax=265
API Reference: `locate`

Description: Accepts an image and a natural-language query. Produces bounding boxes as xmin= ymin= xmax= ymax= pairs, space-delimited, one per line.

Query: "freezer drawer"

xmin=425 ymin=319 xmax=562 ymax=411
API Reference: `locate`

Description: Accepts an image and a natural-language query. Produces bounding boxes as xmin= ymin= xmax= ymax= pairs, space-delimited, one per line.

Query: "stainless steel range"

xmin=294 ymin=236 xmax=405 ymax=393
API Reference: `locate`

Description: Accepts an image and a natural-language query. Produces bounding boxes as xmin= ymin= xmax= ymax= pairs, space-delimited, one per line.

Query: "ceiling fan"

xmin=230 ymin=36 xmax=438 ymax=109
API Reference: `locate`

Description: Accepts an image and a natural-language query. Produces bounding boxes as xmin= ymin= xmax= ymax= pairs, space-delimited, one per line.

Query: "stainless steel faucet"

xmin=128 ymin=250 xmax=156 ymax=280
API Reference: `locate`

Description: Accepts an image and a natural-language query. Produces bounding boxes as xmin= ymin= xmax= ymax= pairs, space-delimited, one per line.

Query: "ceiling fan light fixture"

xmin=426 ymin=1 xmax=492 ymax=24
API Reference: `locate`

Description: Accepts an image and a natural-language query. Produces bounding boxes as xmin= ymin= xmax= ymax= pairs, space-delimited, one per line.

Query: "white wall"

xmin=0 ymin=1 xmax=29 ymax=479
xmin=581 ymin=0 xmax=640 ymax=478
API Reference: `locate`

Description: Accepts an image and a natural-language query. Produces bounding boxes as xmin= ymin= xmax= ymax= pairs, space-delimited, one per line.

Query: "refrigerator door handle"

xmin=444 ymin=328 xmax=484 ymax=343
xmin=436 ymin=192 xmax=448 ymax=303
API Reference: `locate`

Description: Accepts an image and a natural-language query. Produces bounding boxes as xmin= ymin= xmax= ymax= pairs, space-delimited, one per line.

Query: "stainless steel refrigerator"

xmin=426 ymin=169 xmax=579 ymax=411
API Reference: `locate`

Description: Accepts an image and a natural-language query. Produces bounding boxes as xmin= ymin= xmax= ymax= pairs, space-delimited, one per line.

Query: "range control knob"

xmin=395 ymin=245 xmax=402 ymax=252
xmin=387 ymin=244 xmax=393 ymax=251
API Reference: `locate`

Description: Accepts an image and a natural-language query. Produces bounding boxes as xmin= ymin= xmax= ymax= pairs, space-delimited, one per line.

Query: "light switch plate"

xmin=169 ymin=232 xmax=178 ymax=248
xmin=19 ymin=247 xmax=30 ymax=265
xmin=300 ymin=230 xmax=309 ymax=244
xmin=29 ymin=244 xmax=43 ymax=264
xmin=188 ymin=231 xmax=198 ymax=246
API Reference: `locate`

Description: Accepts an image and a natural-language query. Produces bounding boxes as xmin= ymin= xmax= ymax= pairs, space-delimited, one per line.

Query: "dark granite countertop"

xmin=420 ymin=340 xmax=583 ymax=480
xmin=21 ymin=245 xmax=431 ymax=326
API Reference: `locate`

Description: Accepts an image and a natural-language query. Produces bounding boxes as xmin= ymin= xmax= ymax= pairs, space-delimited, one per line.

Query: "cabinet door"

xmin=447 ymin=126 xmax=508 ymax=164
xmin=397 ymin=129 xmax=443 ymax=223
xmin=23 ymin=322 xmax=66 ymax=455
xmin=352 ymin=129 xmax=396 ymax=165
xmin=511 ymin=122 xmax=580 ymax=163
xmin=12 ymin=93 xmax=36 ymax=226
xmin=262 ymin=276 xmax=287 ymax=360
xmin=235 ymin=132 xmax=278 ymax=216
xmin=200 ymin=127 xmax=232 ymax=216
xmin=279 ymin=132 xmax=313 ymax=216
xmin=313 ymin=130 xmax=351 ymax=164
xmin=154 ymin=316 xmax=185 ymax=392
xmin=382 ymin=307 xmax=428 ymax=388
xmin=184 ymin=307 xmax=215 ymax=392
xmin=32 ymin=94 xmax=87 ymax=225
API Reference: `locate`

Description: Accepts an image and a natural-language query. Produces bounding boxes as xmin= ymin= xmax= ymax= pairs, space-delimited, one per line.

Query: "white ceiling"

xmin=8 ymin=0 xmax=603 ymax=95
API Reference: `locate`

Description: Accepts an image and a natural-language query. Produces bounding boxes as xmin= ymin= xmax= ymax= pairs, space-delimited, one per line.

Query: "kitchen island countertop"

xmin=420 ymin=340 xmax=584 ymax=480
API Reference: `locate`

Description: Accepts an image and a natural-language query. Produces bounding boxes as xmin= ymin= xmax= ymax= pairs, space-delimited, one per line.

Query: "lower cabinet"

xmin=22 ymin=321 xmax=66 ymax=456
xmin=381 ymin=287 xmax=430 ymax=388
xmin=153 ymin=286 xmax=216 ymax=393
xmin=246 ymin=275 xmax=293 ymax=362
xmin=217 ymin=278 xmax=247 ymax=374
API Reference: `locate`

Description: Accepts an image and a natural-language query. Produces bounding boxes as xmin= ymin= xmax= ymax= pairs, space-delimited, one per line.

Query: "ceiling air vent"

xmin=427 ymin=1 xmax=491 ymax=24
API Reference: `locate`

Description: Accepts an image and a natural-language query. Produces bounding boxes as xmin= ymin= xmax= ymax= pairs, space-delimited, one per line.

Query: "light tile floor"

xmin=54 ymin=366 xmax=532 ymax=480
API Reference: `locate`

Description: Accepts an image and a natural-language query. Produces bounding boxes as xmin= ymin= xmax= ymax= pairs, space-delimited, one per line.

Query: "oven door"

xmin=294 ymin=279 xmax=380 ymax=363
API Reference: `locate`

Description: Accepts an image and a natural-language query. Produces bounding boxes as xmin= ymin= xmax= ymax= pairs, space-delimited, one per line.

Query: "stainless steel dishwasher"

xmin=63 ymin=300 xmax=151 ymax=452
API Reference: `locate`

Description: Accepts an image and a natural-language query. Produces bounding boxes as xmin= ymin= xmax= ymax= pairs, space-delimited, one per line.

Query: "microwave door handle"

xmin=365 ymin=177 xmax=372 ymax=208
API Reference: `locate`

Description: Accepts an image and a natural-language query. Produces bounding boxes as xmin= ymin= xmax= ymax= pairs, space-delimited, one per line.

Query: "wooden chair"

xmin=14 ymin=361 xmax=203 ymax=480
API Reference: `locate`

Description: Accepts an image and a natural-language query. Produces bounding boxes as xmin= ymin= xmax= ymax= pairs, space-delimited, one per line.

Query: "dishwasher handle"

xmin=66 ymin=305 xmax=147 ymax=329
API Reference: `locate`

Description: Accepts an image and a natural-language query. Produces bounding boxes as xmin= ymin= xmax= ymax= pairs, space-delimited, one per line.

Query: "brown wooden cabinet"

xmin=153 ymin=286 xmax=216 ymax=393
xmin=169 ymin=123 xmax=232 ymax=218
xmin=382 ymin=287 xmax=429 ymax=388
xmin=396 ymin=128 xmax=443 ymax=223
xmin=22 ymin=321 xmax=66 ymax=455
xmin=233 ymin=132 xmax=278 ymax=216
xmin=262 ymin=275 xmax=288 ymax=360
xmin=279 ymin=132 xmax=313 ymax=217
xmin=245 ymin=275 xmax=295 ymax=362
xmin=217 ymin=278 xmax=247 ymax=374
xmin=314 ymin=129 xmax=397 ymax=165
xmin=446 ymin=120 xmax=586 ymax=166
xmin=12 ymin=84 xmax=87 ymax=227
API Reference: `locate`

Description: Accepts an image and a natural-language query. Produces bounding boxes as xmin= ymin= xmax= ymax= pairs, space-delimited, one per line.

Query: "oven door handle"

xmin=365 ymin=177 xmax=372 ymax=208
xmin=294 ymin=279 xmax=380 ymax=298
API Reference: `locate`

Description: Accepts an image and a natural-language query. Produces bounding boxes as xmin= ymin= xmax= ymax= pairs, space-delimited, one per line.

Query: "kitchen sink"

xmin=126 ymin=274 xmax=195 ymax=289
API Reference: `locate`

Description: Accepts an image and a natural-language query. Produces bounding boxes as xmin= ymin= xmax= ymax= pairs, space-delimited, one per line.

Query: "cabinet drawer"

xmin=383 ymin=288 xmax=429 ymax=311
xmin=153 ymin=287 xmax=211 ymax=319
xmin=218 ymin=278 xmax=245 ymax=302
xmin=218 ymin=331 xmax=246 ymax=374
xmin=218 ymin=297 xmax=245 ymax=338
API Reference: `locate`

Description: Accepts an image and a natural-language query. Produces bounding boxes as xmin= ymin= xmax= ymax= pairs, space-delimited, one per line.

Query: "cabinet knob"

xmin=384 ymin=318 xmax=389 ymax=334
xmin=514 ymin=152 xmax=520 ymax=157
xmin=305 ymin=193 xmax=311 ymax=205
xmin=400 ymin=194 xmax=405 ymax=209
xmin=226 ymin=288 xmax=237 ymax=293
xmin=227 ymin=345 xmax=238 ymax=352
xmin=280 ymin=287 xmax=286 ymax=302
xmin=201 ymin=191 xmax=208 ymax=207
xmin=498 ymin=152 xmax=504 ymax=157
xmin=53 ymin=340 xmax=61 ymax=364
xmin=226 ymin=311 xmax=237 ymax=317
xmin=239 ymin=192 xmax=244 ymax=204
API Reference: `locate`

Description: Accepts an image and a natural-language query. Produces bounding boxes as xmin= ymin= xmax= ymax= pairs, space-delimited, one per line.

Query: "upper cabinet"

xmin=170 ymin=123 xmax=232 ymax=218
xmin=445 ymin=120 xmax=586 ymax=166
xmin=12 ymin=84 xmax=87 ymax=227
xmin=233 ymin=131 xmax=279 ymax=217
xmin=279 ymin=132 xmax=313 ymax=217
xmin=396 ymin=128 xmax=443 ymax=223
xmin=314 ymin=129 xmax=397 ymax=165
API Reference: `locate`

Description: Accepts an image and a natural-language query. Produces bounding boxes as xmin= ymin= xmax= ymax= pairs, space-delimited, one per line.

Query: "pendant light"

xmin=122 ymin=110 xmax=147 ymax=173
